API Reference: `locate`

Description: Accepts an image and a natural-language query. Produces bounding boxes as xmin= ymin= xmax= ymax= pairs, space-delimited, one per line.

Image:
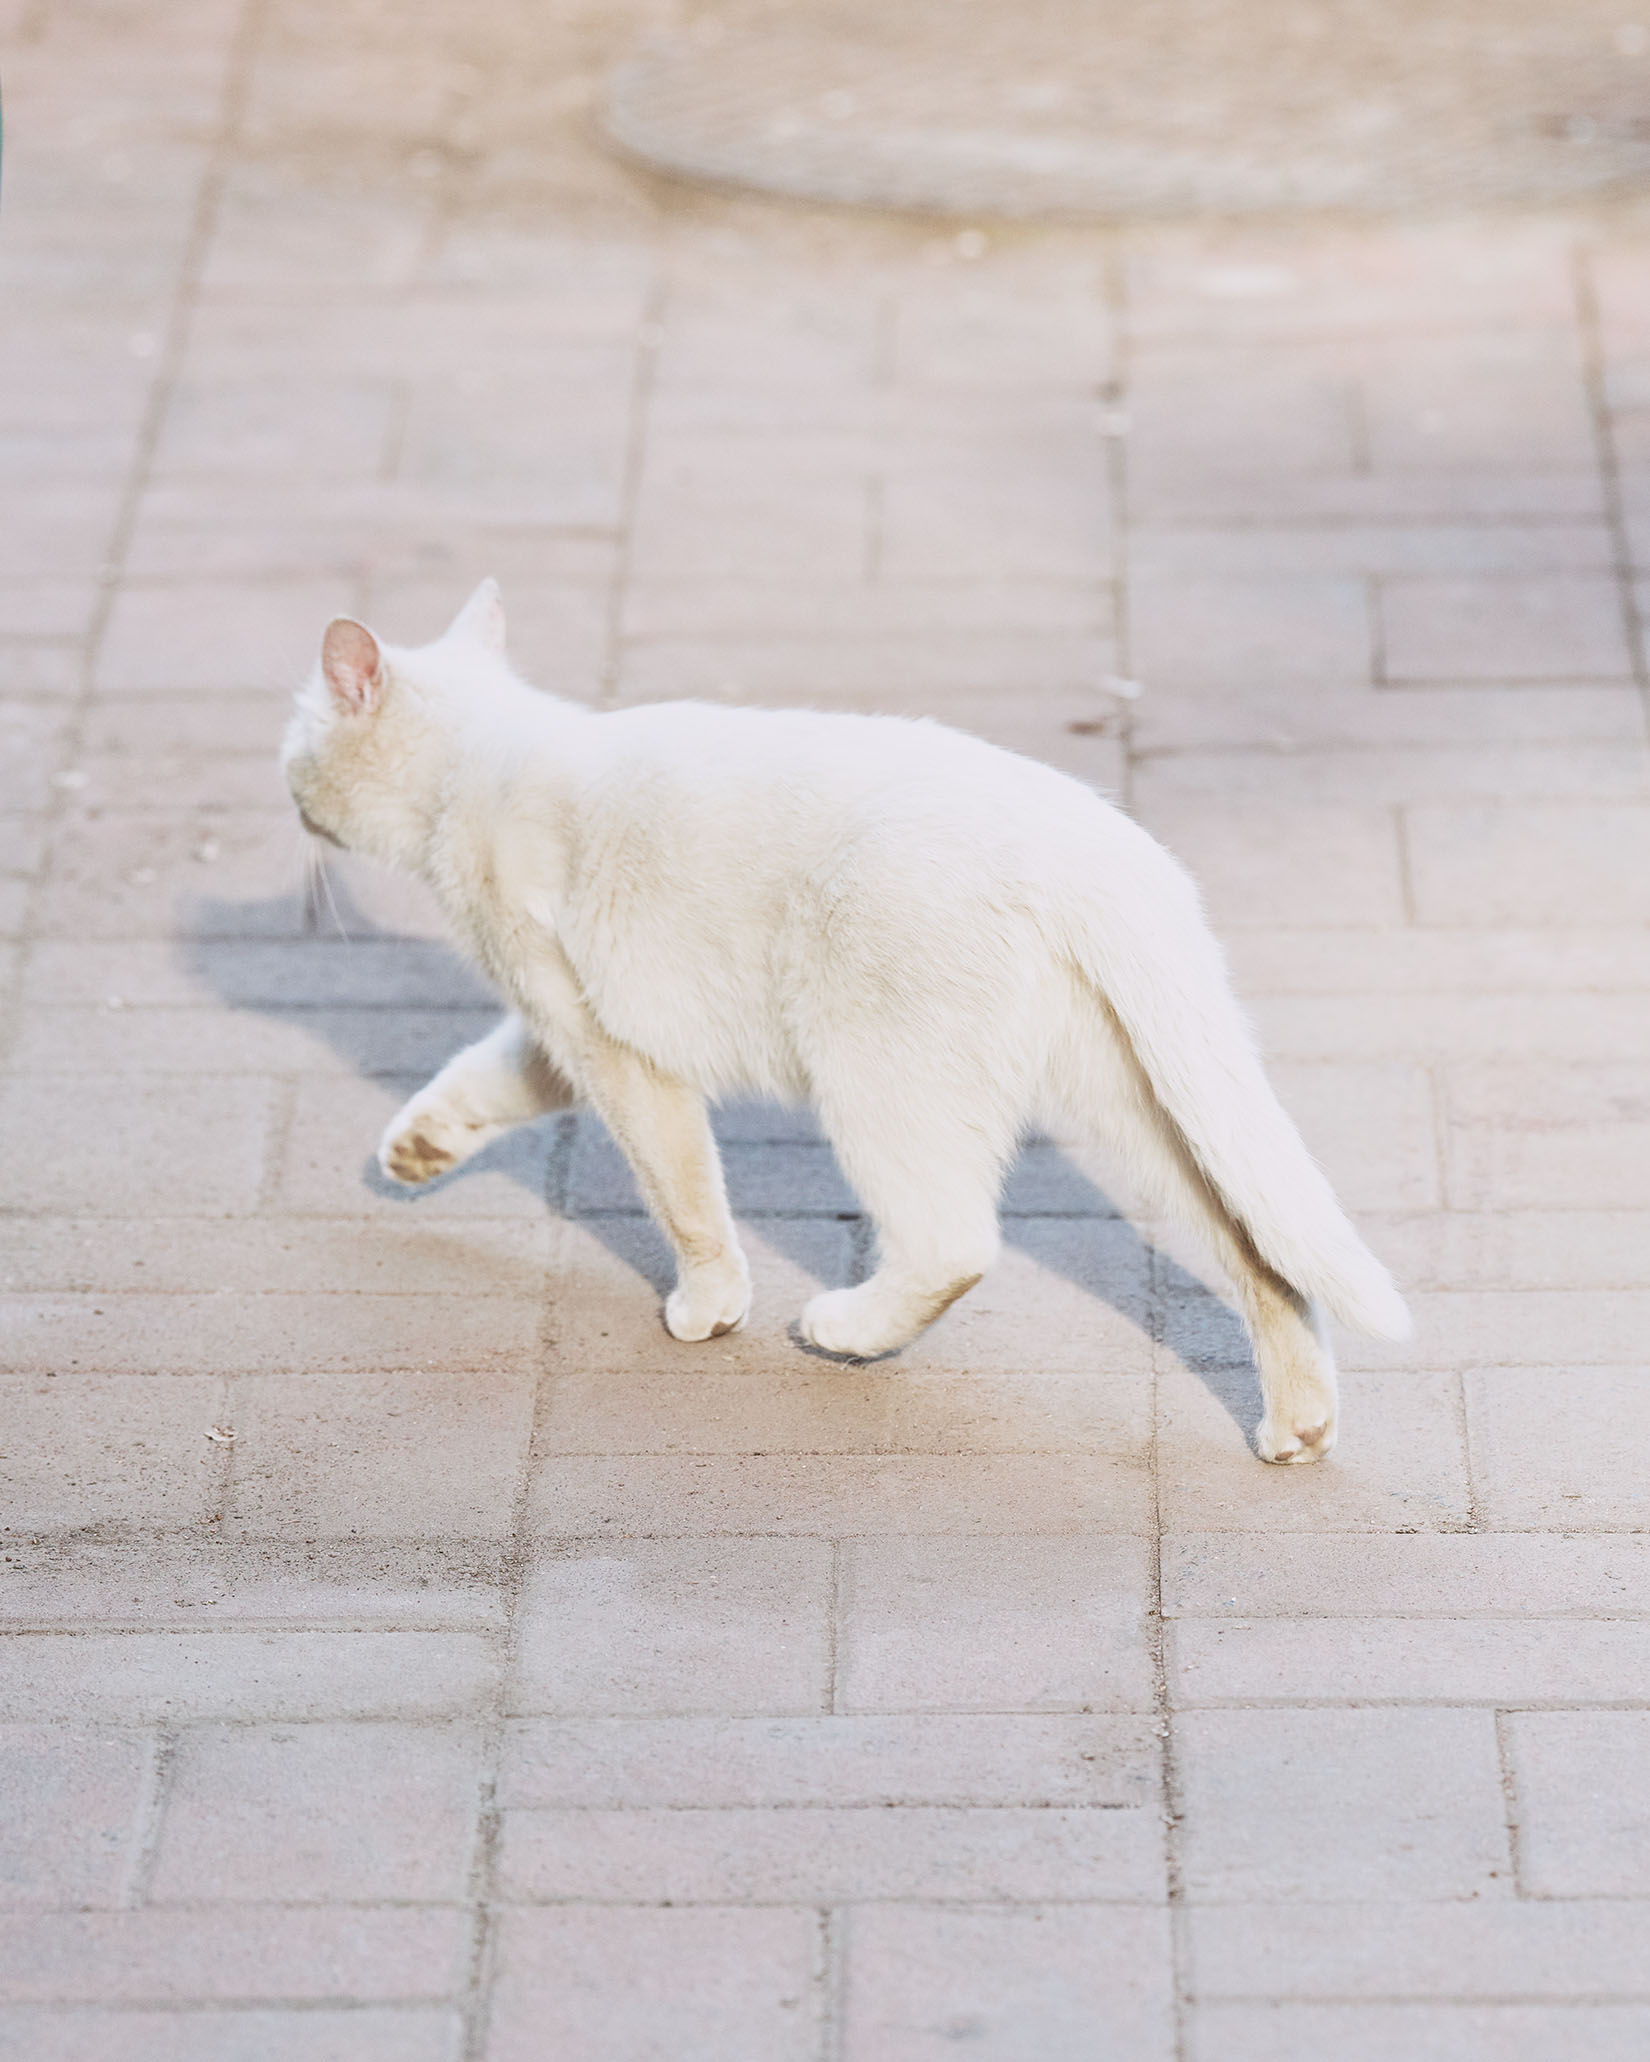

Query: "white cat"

xmin=282 ymin=580 xmax=1409 ymax=1463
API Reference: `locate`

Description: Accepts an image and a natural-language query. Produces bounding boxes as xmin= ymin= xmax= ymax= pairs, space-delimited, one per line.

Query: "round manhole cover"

xmin=605 ymin=0 xmax=1650 ymax=217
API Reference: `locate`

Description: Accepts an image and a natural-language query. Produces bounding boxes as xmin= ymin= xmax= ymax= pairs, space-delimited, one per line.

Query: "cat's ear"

xmin=447 ymin=577 xmax=506 ymax=655
xmin=320 ymin=618 xmax=385 ymax=716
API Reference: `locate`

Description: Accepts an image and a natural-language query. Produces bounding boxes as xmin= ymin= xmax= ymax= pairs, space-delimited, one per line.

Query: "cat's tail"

xmin=1068 ymin=817 xmax=1412 ymax=1341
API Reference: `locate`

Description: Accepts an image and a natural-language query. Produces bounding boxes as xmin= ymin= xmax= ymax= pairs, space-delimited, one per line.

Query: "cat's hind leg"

xmin=379 ymin=1013 xmax=576 ymax=1185
xmin=800 ymin=1083 xmax=1013 ymax=1360
xmin=1052 ymin=1005 xmax=1337 ymax=1462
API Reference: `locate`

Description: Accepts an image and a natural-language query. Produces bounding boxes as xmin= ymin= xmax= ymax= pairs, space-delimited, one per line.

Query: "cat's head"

xmin=281 ymin=578 xmax=509 ymax=868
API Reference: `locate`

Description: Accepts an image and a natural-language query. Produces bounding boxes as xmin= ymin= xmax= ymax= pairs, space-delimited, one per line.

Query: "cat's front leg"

xmin=574 ymin=1037 xmax=751 ymax=1343
xmin=380 ymin=1014 xmax=576 ymax=1185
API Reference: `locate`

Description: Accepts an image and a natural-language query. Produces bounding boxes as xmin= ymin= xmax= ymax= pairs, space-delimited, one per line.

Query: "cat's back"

xmin=585 ymin=698 xmax=1098 ymax=838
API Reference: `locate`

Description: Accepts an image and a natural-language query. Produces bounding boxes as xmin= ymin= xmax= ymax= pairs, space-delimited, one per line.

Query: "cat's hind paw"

xmin=800 ymin=1285 xmax=905 ymax=1360
xmin=1256 ymin=1406 xmax=1337 ymax=1464
xmin=665 ymin=1262 xmax=751 ymax=1343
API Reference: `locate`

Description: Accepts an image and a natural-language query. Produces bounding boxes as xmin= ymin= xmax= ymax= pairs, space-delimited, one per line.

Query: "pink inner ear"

xmin=321 ymin=619 xmax=383 ymax=714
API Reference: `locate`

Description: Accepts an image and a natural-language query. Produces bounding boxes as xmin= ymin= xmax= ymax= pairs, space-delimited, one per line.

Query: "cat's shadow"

xmin=183 ymin=881 xmax=1262 ymax=1442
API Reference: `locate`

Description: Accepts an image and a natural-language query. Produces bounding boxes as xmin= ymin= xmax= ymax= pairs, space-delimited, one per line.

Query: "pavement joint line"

xmin=1142 ymin=1134 xmax=1191 ymax=2062
xmin=1494 ymin=1707 xmax=1531 ymax=1899
xmin=600 ymin=271 xmax=669 ymax=709
xmin=0 ymin=0 xmax=269 ymax=1070
xmin=1572 ymin=238 xmax=1650 ymax=745
xmin=455 ymin=1252 xmax=578 ymax=2060
xmin=117 ymin=1725 xmax=179 ymax=1910
xmin=816 ymin=1904 xmax=847 ymax=2062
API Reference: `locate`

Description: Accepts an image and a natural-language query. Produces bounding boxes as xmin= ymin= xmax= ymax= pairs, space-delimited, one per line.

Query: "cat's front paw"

xmin=379 ymin=1100 xmax=487 ymax=1186
xmin=665 ymin=1262 xmax=751 ymax=1343
xmin=1256 ymin=1403 xmax=1337 ymax=1464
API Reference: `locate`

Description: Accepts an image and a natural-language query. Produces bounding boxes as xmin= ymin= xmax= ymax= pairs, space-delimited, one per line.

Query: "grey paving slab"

xmin=843 ymin=1905 xmax=1176 ymax=2062
xmin=3 ymin=0 xmax=1649 ymax=2045
xmin=1186 ymin=1899 xmax=1650 ymax=2001
xmin=486 ymin=1906 xmax=821 ymax=2062
xmin=0 ymin=1906 xmax=469 ymax=2004
xmin=148 ymin=1723 xmax=483 ymax=1904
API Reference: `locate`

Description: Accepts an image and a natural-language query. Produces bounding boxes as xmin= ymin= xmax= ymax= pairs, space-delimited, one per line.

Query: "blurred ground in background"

xmin=2 ymin=1 xmax=1650 ymax=2057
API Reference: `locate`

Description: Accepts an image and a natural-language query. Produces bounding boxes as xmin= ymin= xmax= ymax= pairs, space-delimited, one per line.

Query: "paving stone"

xmin=630 ymin=467 xmax=870 ymax=584
xmin=399 ymin=360 xmax=634 ymax=529
xmin=0 ymin=1632 xmax=496 ymax=1722
xmin=0 ymin=1374 xmax=223 ymax=1530
xmin=616 ymin=630 xmax=1113 ymax=705
xmin=1174 ymin=1708 xmax=1511 ymax=1902
xmin=149 ymin=1723 xmax=482 ymax=1904
xmin=0 ymin=1541 xmax=506 ymax=1632
xmin=0 ymin=1077 xmax=274 ymax=1216
xmin=843 ymin=1905 xmax=1176 ymax=2062
xmin=1406 ymin=801 xmax=1650 ymax=925
xmin=1248 ymin=991 xmax=1650 ymax=1063
xmin=497 ymin=1802 xmax=1164 ymax=1904
xmin=0 ymin=2006 xmax=466 ymax=2062
xmin=839 ymin=1535 xmax=1155 ymax=1713
xmin=1128 ymin=573 xmax=1371 ymax=699
xmin=96 ymin=578 xmax=355 ymax=696
xmin=880 ymin=465 xmax=1112 ymax=582
xmin=1505 ymin=1712 xmax=1650 ymax=1897
xmin=1228 ymin=928 xmax=1650 ymax=996
xmin=510 ymin=1539 xmax=833 ymax=1717
xmin=0 ymin=704 xmax=72 ymax=812
xmin=1186 ymin=1899 xmax=1650 ymax=2000
xmin=1130 ymin=798 xmax=1406 ymax=930
xmin=893 ymin=277 xmax=1114 ymax=390
xmin=1171 ymin=1618 xmax=1650 ymax=1707
xmin=530 ymin=1451 xmax=1155 ymax=1539
xmin=1163 ymin=1532 xmax=1650 ymax=1617
xmin=0 ymin=1729 xmax=147 ymax=1910
xmin=20 ymin=938 xmax=494 ymax=1010
xmin=0 ymin=1289 xmax=543 ymax=1380
xmin=1445 ymin=1062 xmax=1650 ymax=1211
xmin=498 ymin=1714 xmax=1161 ymax=1808
xmin=153 ymin=375 xmax=399 ymax=479
xmin=1339 ymin=1290 xmax=1650 ymax=1373
xmin=1466 ymin=1366 xmax=1650 ymax=1528
xmin=1379 ymin=574 xmax=1633 ymax=682
xmin=225 ymin=1370 xmax=536 ymax=1540
xmin=1126 ymin=353 xmax=1357 ymax=496
xmin=1361 ymin=333 xmax=1598 ymax=475
xmin=1132 ymin=522 xmax=1619 ymax=582
xmin=0 ymin=1906 xmax=468 ymax=2003
xmin=5 ymin=1004 xmax=502 ymax=1077
xmin=542 ymin=1355 xmax=1152 ymax=1459
xmin=620 ymin=576 xmax=1109 ymax=640
xmin=1136 ymin=743 xmax=1648 ymax=808
xmin=0 ymin=1217 xmax=549 ymax=1299
xmin=1186 ymin=2003 xmax=1650 ymax=2062
xmin=486 ymin=1907 xmax=820 ymax=2062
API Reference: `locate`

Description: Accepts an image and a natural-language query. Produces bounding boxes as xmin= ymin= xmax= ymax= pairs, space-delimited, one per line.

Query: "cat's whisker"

xmin=309 ymin=840 xmax=351 ymax=943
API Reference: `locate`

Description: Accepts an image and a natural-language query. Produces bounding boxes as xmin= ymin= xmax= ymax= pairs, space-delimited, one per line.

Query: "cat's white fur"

xmin=282 ymin=581 xmax=1409 ymax=1463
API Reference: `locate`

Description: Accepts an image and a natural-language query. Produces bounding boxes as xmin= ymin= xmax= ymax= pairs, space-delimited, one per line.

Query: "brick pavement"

xmin=3 ymin=2 xmax=1650 ymax=2057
